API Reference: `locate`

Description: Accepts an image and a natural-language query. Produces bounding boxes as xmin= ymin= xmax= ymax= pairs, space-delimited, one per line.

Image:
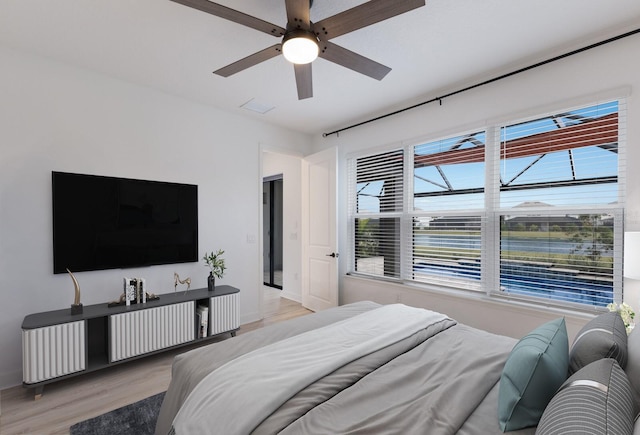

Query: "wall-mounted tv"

xmin=52 ymin=171 xmax=198 ymax=274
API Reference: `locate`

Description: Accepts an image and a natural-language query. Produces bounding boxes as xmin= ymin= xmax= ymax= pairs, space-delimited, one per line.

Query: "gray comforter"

xmin=156 ymin=301 xmax=536 ymax=435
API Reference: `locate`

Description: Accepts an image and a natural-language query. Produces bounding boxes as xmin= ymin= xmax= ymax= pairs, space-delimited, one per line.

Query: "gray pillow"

xmin=569 ymin=311 xmax=627 ymax=375
xmin=537 ymin=358 xmax=637 ymax=435
xmin=498 ymin=317 xmax=568 ymax=432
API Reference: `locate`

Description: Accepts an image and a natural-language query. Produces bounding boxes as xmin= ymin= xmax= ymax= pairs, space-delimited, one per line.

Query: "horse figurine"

xmin=174 ymin=272 xmax=191 ymax=292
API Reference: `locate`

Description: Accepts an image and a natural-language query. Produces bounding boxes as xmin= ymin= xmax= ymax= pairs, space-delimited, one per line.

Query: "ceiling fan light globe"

xmin=282 ymin=33 xmax=319 ymax=64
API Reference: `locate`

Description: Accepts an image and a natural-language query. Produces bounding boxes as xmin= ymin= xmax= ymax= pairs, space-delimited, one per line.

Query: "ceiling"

xmin=1 ymin=0 xmax=639 ymax=136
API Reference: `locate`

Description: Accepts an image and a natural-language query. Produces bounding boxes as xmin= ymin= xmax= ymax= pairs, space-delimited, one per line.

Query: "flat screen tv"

xmin=52 ymin=171 xmax=198 ymax=274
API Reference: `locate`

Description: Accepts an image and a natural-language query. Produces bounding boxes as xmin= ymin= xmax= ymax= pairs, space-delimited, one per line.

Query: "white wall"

xmin=342 ymin=275 xmax=592 ymax=342
xmin=311 ymin=34 xmax=640 ymax=339
xmin=0 ymin=45 xmax=311 ymax=388
xmin=262 ymin=150 xmax=303 ymax=302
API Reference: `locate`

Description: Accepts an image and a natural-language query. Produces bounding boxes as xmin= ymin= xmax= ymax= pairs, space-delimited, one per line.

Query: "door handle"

xmin=326 ymin=252 xmax=339 ymax=258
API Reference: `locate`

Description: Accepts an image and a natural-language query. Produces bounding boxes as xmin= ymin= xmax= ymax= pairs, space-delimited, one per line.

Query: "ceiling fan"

xmin=169 ymin=0 xmax=426 ymax=99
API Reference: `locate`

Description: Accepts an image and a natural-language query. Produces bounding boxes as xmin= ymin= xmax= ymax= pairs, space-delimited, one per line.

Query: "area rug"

xmin=70 ymin=391 xmax=165 ymax=435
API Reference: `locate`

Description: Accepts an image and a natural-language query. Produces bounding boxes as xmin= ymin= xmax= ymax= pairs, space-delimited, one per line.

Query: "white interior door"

xmin=302 ymin=147 xmax=338 ymax=311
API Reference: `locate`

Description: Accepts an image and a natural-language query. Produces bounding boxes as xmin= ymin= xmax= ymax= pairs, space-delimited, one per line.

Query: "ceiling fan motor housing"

xmin=282 ymin=28 xmax=320 ymax=64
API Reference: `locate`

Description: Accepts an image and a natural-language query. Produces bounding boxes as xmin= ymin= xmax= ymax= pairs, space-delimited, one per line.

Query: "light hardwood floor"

xmin=0 ymin=288 xmax=311 ymax=435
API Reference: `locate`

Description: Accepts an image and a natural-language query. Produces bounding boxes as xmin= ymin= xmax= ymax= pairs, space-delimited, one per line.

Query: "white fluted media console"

xmin=22 ymin=286 xmax=240 ymax=399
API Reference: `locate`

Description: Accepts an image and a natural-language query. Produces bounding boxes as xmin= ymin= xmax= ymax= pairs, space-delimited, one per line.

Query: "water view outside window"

xmin=412 ymin=215 xmax=483 ymax=290
xmin=499 ymin=214 xmax=613 ymax=305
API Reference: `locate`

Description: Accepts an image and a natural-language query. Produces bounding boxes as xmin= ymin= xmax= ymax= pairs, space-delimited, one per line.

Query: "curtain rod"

xmin=322 ymin=27 xmax=640 ymax=138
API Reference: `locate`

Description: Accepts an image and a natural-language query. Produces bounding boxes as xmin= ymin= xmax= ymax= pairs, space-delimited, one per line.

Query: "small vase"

xmin=207 ymin=273 xmax=215 ymax=292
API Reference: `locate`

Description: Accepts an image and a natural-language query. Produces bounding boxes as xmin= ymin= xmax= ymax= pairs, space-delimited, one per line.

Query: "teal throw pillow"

xmin=498 ymin=317 xmax=569 ymax=432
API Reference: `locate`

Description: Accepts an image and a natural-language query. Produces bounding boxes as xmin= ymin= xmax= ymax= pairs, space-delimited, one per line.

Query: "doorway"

xmin=263 ymin=175 xmax=283 ymax=289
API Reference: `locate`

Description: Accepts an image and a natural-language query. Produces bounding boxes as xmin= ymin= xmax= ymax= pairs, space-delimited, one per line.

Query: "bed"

xmin=155 ymin=300 xmax=639 ymax=435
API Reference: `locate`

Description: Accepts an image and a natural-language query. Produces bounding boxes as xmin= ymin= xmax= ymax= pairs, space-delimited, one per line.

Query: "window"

xmin=350 ymin=149 xmax=403 ymax=278
xmin=495 ymin=102 xmax=622 ymax=306
xmin=348 ymin=100 xmax=625 ymax=309
xmin=411 ymin=132 xmax=486 ymax=290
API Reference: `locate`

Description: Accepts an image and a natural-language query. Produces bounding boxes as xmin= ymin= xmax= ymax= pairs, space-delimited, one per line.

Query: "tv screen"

xmin=52 ymin=171 xmax=198 ymax=274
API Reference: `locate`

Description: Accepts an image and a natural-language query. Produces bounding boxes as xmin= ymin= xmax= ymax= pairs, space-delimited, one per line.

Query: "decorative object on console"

xmin=124 ymin=277 xmax=147 ymax=305
xmin=66 ymin=269 xmax=83 ymax=315
xmin=125 ymin=278 xmax=135 ymax=306
xmin=174 ymin=272 xmax=191 ymax=292
xmin=197 ymin=304 xmax=209 ymax=339
xmin=107 ymin=277 xmax=159 ymax=308
xmin=109 ymin=293 xmax=127 ymax=307
xmin=203 ymin=249 xmax=226 ymax=292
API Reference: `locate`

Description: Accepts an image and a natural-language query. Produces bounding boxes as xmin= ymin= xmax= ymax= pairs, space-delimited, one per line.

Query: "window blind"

xmin=349 ymin=149 xmax=403 ymax=279
xmin=410 ymin=132 xmax=486 ymax=289
xmin=410 ymin=214 xmax=483 ymax=291
xmin=494 ymin=101 xmax=624 ymax=307
xmin=414 ymin=131 xmax=486 ymax=211
xmin=498 ymin=102 xmax=620 ymax=208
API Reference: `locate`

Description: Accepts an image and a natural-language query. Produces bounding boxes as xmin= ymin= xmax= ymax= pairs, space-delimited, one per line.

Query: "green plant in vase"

xmin=203 ymin=249 xmax=226 ymax=291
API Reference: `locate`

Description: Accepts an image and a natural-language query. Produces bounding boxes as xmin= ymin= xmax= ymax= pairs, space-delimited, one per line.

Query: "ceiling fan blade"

xmin=294 ymin=63 xmax=313 ymax=100
xmin=285 ymin=0 xmax=310 ymax=29
xmin=170 ymin=0 xmax=286 ymax=37
xmin=313 ymin=0 xmax=425 ymax=40
xmin=318 ymin=41 xmax=391 ymax=81
xmin=213 ymin=44 xmax=282 ymax=77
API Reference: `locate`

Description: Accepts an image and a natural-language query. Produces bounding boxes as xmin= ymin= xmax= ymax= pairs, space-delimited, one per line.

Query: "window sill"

xmin=343 ymin=273 xmax=594 ymax=340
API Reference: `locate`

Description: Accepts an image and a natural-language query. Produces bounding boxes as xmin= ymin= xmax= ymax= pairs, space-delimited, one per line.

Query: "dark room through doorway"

xmin=263 ymin=175 xmax=283 ymax=289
